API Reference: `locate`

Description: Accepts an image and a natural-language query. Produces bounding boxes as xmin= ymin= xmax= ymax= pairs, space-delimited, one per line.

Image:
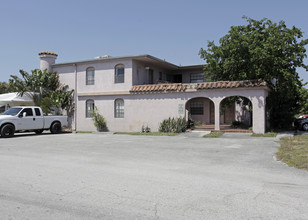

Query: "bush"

xmin=159 ymin=117 xmax=187 ymax=133
xmin=91 ymin=107 xmax=107 ymax=131
xmin=187 ymin=119 xmax=202 ymax=129
xmin=141 ymin=124 xmax=151 ymax=133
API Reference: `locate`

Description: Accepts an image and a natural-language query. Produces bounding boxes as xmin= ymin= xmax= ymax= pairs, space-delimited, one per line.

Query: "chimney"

xmin=38 ymin=51 xmax=58 ymax=72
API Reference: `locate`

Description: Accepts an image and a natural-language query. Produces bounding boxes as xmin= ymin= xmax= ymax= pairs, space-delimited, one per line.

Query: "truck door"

xmin=17 ymin=108 xmax=35 ymax=130
xmin=33 ymin=107 xmax=44 ymax=129
xmin=18 ymin=108 xmax=43 ymax=130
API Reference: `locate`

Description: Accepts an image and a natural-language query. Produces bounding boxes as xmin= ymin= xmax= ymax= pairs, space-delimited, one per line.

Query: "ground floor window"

xmin=115 ymin=99 xmax=124 ymax=118
xmin=190 ymin=101 xmax=203 ymax=115
xmin=86 ymin=99 xmax=94 ymax=118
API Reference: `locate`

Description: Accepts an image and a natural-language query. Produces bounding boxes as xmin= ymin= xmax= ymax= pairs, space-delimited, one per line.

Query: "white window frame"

xmin=115 ymin=64 xmax=124 ymax=83
xmin=86 ymin=67 xmax=95 ymax=85
xmin=114 ymin=99 xmax=124 ymax=118
xmin=86 ymin=99 xmax=95 ymax=118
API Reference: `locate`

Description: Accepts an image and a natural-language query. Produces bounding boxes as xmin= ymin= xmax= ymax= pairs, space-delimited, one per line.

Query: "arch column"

xmin=213 ymin=99 xmax=222 ymax=131
xmin=252 ymin=97 xmax=266 ymax=134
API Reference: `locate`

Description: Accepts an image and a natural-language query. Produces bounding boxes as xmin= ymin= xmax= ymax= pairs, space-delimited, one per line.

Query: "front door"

xmin=224 ymin=103 xmax=235 ymax=124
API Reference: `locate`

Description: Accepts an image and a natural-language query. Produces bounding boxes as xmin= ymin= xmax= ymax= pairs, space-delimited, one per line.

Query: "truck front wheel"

xmin=50 ymin=122 xmax=62 ymax=134
xmin=1 ymin=124 xmax=15 ymax=138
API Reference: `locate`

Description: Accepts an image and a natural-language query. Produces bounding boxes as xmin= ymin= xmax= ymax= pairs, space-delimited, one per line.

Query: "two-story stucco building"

xmin=38 ymin=51 xmax=269 ymax=133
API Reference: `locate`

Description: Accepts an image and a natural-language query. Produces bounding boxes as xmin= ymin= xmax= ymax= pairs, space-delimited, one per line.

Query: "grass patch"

xmin=76 ymin=131 xmax=93 ymax=133
xmin=277 ymin=135 xmax=308 ymax=171
xmin=203 ymin=132 xmax=223 ymax=138
xmin=251 ymin=132 xmax=277 ymax=137
xmin=114 ymin=132 xmax=178 ymax=136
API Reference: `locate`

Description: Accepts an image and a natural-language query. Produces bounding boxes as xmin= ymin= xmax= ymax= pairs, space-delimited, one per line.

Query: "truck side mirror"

xmin=18 ymin=112 xmax=27 ymax=117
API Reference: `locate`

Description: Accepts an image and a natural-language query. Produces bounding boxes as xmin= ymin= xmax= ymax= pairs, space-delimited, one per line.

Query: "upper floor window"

xmin=86 ymin=99 xmax=94 ymax=118
xmin=114 ymin=99 xmax=124 ymax=118
xmin=86 ymin=67 xmax=95 ymax=85
xmin=190 ymin=73 xmax=204 ymax=83
xmin=115 ymin=64 xmax=124 ymax=83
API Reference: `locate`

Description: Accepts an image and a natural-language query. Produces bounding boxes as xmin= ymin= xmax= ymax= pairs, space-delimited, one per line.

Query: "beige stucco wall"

xmin=77 ymin=93 xmax=186 ymax=132
xmin=76 ymin=87 xmax=268 ymax=133
xmin=53 ymin=65 xmax=76 ymax=90
xmin=54 ymin=59 xmax=133 ymax=92
xmin=77 ymin=60 xmax=133 ymax=93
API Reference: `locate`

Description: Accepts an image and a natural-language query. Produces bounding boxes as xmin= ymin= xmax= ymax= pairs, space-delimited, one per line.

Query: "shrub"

xmin=141 ymin=124 xmax=151 ymax=133
xmin=159 ymin=117 xmax=187 ymax=133
xmin=91 ymin=107 xmax=107 ymax=131
xmin=187 ymin=119 xmax=202 ymax=129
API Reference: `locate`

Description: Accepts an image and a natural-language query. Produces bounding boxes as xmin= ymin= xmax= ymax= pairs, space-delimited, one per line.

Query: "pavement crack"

xmin=57 ymin=186 xmax=87 ymax=197
xmin=223 ymin=191 xmax=246 ymax=200
xmin=253 ymin=184 xmax=266 ymax=200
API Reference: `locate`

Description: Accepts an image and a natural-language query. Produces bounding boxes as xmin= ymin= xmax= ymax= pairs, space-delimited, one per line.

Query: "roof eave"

xmin=52 ymin=54 xmax=180 ymax=68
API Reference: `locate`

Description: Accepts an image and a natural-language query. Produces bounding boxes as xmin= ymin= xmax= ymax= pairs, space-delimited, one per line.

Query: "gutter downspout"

xmin=73 ymin=63 xmax=77 ymax=131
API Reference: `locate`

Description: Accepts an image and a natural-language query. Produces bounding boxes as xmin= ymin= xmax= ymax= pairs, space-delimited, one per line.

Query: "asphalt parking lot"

xmin=0 ymin=132 xmax=307 ymax=220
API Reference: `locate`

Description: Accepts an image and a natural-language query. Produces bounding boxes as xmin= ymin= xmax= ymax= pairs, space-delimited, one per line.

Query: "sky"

xmin=0 ymin=0 xmax=307 ymax=86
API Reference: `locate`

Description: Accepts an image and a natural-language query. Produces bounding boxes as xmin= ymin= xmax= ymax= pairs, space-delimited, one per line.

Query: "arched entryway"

xmin=219 ymin=96 xmax=253 ymax=129
xmin=185 ymin=97 xmax=215 ymax=126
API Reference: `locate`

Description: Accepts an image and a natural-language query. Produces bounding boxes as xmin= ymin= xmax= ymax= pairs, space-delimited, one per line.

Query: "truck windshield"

xmin=2 ymin=107 xmax=22 ymax=116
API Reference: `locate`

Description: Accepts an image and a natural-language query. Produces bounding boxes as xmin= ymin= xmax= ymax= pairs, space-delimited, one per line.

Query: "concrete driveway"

xmin=0 ymin=133 xmax=307 ymax=219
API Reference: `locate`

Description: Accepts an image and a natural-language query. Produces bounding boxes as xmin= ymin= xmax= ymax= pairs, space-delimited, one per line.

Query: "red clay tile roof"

xmin=130 ymin=80 xmax=267 ymax=93
xmin=196 ymin=79 xmax=267 ymax=90
xmin=130 ymin=83 xmax=188 ymax=92
xmin=38 ymin=51 xmax=58 ymax=56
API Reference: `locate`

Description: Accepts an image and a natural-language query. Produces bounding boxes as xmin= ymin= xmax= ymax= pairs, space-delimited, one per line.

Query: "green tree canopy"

xmin=9 ymin=69 xmax=74 ymax=116
xmin=199 ymin=16 xmax=308 ymax=129
xmin=0 ymin=81 xmax=15 ymax=94
xmin=10 ymin=69 xmax=60 ymax=99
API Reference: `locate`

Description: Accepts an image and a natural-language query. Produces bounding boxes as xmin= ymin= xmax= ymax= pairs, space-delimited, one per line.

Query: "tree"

xmin=40 ymin=89 xmax=74 ymax=116
xmin=0 ymin=81 xmax=15 ymax=94
xmin=9 ymin=69 xmax=74 ymax=116
xmin=199 ymin=16 xmax=308 ymax=129
xmin=9 ymin=69 xmax=60 ymax=105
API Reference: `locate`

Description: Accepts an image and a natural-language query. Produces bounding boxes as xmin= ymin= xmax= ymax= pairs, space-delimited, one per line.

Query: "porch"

xmin=185 ymin=96 xmax=252 ymax=132
xmin=130 ymin=79 xmax=269 ymax=134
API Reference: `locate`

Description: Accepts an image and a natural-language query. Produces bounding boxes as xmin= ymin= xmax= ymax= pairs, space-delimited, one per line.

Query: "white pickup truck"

xmin=0 ymin=106 xmax=68 ymax=138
